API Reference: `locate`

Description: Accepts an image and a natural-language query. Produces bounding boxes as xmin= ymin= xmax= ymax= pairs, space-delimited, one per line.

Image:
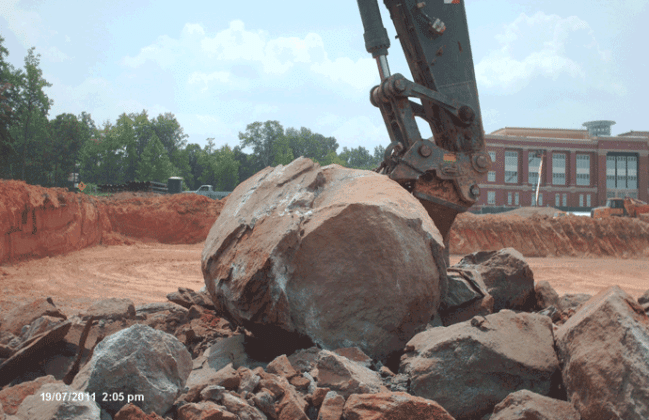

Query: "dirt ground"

xmin=1 ymin=241 xmax=647 ymax=319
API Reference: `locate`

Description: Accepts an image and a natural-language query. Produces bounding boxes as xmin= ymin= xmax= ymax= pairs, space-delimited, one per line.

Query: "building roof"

xmin=489 ymin=127 xmax=590 ymax=140
xmin=618 ymin=130 xmax=649 ymax=138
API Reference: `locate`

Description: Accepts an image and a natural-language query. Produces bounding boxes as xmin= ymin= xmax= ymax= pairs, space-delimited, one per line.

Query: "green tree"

xmin=238 ymin=120 xmax=285 ymax=168
xmin=0 ymin=35 xmax=22 ymax=178
xmin=339 ymin=146 xmax=375 ymax=169
xmin=198 ymin=145 xmax=239 ymax=191
xmin=272 ymin=135 xmax=294 ymax=166
xmin=136 ymin=133 xmax=174 ymax=182
xmin=284 ymin=126 xmax=339 ymax=164
xmin=48 ymin=113 xmax=83 ymax=186
xmin=12 ymin=47 xmax=54 ymax=181
xmin=151 ymin=112 xmax=188 ymax=156
xmin=232 ymin=145 xmax=261 ymax=185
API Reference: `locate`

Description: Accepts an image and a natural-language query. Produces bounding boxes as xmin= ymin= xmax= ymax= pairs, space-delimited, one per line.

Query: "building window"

xmin=539 ymin=193 xmax=543 ymax=206
xmin=505 ymin=151 xmax=518 ymax=184
xmin=515 ymin=192 xmax=519 ymax=206
xmin=552 ymin=153 xmax=566 ymax=185
xmin=563 ymin=193 xmax=567 ymax=207
xmin=586 ymin=194 xmax=591 ymax=207
xmin=488 ymin=171 xmax=496 ymax=182
xmin=531 ymin=193 xmax=536 ymax=206
xmin=528 ymin=153 xmax=542 ymax=185
xmin=579 ymin=194 xmax=584 ymax=207
xmin=488 ymin=191 xmax=496 ymax=205
xmin=576 ymin=154 xmax=590 ymax=186
xmin=508 ymin=192 xmax=512 ymax=205
xmin=555 ymin=194 xmax=561 ymax=207
xmin=607 ymin=154 xmax=638 ymax=189
xmin=488 ymin=151 xmax=496 ymax=163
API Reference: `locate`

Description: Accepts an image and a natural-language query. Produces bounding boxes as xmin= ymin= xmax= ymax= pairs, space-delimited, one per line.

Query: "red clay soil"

xmin=0 ymin=180 xmax=648 ymax=319
xmin=0 ymin=180 xmax=225 ymax=265
xmin=449 ymin=212 xmax=649 ymax=259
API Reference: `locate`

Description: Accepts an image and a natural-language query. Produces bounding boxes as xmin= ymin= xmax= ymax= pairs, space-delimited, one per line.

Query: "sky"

xmin=1 ymin=0 xmax=647 ymax=153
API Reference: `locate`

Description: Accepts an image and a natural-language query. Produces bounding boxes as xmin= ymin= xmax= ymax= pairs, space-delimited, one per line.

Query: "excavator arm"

xmin=357 ymin=0 xmax=491 ymax=262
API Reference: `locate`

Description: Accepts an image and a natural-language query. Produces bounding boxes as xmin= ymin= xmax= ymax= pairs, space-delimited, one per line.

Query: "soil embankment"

xmin=0 ymin=180 xmax=225 ymax=265
xmin=450 ymin=211 xmax=649 ymax=258
xmin=2 ymin=180 xmax=649 ymax=265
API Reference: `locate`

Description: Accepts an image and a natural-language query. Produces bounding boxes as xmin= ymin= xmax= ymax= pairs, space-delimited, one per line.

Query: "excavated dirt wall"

xmin=450 ymin=212 xmax=649 ymax=258
xmin=0 ymin=180 xmax=225 ymax=265
xmin=2 ymin=180 xmax=648 ymax=265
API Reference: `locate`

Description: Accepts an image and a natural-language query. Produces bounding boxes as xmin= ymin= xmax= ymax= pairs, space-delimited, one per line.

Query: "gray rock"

xmin=455 ymin=248 xmax=536 ymax=312
xmin=167 ymin=287 xmax=214 ymax=310
xmin=14 ymin=382 xmax=101 ymax=420
xmin=638 ymin=289 xmax=649 ymax=305
xmin=400 ymin=310 xmax=559 ymax=420
xmin=221 ymin=392 xmax=267 ymax=420
xmin=534 ymin=281 xmax=560 ymax=310
xmin=557 ymin=293 xmax=591 ymax=313
xmin=135 ymin=301 xmax=189 ymax=317
xmin=81 ymin=298 xmax=135 ymax=321
xmin=187 ymin=335 xmax=264 ymax=389
xmin=202 ymin=157 xmax=447 ymax=362
xmin=71 ymin=323 xmax=192 ymax=416
xmin=491 ymin=389 xmax=580 ymax=420
xmin=555 ymin=286 xmax=649 ymax=420
xmin=314 ymin=350 xmax=383 ymax=399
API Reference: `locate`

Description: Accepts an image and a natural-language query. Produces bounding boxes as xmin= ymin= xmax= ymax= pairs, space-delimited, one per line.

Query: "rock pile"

xmin=1 ymin=264 xmax=648 ymax=419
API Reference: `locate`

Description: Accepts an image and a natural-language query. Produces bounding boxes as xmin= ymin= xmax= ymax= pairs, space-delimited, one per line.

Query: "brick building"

xmin=476 ymin=120 xmax=649 ymax=210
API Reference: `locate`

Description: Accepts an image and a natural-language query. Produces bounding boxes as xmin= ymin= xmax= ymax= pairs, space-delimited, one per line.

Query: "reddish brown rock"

xmin=0 ymin=375 xmax=58 ymax=415
xmin=490 ymin=390 xmax=580 ymax=420
xmin=176 ymin=401 xmax=237 ymax=420
xmin=266 ymin=354 xmax=298 ymax=379
xmin=555 ymin=286 xmax=649 ymax=420
xmin=81 ymin=297 xmax=135 ymax=321
xmin=343 ymin=392 xmax=455 ymax=420
xmin=333 ymin=347 xmax=371 ymax=368
xmin=310 ymin=387 xmax=331 ymax=408
xmin=1 ymin=297 xmax=67 ymax=336
xmin=314 ymin=350 xmax=382 ymax=399
xmin=114 ymin=403 xmax=166 ymax=420
xmin=317 ymin=391 xmax=345 ymax=420
xmin=202 ymin=157 xmax=447 ymax=361
xmin=534 ymin=281 xmax=560 ymax=310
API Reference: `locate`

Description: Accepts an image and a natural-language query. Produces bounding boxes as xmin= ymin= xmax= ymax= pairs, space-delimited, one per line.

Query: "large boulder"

xmin=555 ymin=286 xmax=649 ymax=420
xmin=201 ymin=157 xmax=447 ymax=361
xmin=71 ymin=324 xmax=192 ymax=416
xmin=400 ymin=310 xmax=559 ymax=420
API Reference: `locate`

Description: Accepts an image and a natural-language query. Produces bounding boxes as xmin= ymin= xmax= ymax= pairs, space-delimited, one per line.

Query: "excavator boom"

xmin=356 ymin=0 xmax=491 ymax=262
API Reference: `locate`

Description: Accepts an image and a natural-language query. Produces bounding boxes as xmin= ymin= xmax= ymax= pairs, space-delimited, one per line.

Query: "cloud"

xmin=476 ymin=12 xmax=610 ymax=94
xmin=43 ymin=46 xmax=70 ymax=62
xmin=120 ymin=19 xmax=378 ymax=92
xmin=0 ymin=0 xmax=43 ymax=48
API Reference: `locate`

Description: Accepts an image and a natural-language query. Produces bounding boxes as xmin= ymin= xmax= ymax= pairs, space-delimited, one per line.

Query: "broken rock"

xmin=454 ymin=248 xmax=535 ymax=312
xmin=71 ymin=323 xmax=192 ymax=416
xmin=314 ymin=350 xmax=383 ymax=399
xmin=555 ymin=286 xmax=649 ymax=420
xmin=400 ymin=310 xmax=559 ymax=420
xmin=343 ymin=392 xmax=455 ymax=420
xmin=202 ymin=157 xmax=447 ymax=361
xmin=14 ymin=382 xmax=101 ymax=420
xmin=490 ymin=389 xmax=580 ymax=420
xmin=0 ymin=297 xmax=67 ymax=336
xmin=81 ymin=297 xmax=135 ymax=321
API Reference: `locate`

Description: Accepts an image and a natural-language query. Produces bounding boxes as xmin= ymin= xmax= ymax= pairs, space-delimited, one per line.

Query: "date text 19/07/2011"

xmin=40 ymin=392 xmax=145 ymax=404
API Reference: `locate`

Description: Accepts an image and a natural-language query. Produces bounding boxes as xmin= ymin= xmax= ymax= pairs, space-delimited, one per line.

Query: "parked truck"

xmin=591 ymin=197 xmax=649 ymax=219
xmin=185 ymin=185 xmax=230 ymax=200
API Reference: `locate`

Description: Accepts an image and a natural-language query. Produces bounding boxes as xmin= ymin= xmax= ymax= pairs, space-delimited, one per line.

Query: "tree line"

xmin=0 ymin=37 xmax=386 ymax=192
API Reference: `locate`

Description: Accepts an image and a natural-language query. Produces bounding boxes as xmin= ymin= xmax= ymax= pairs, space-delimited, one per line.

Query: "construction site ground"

xmin=1 ymin=240 xmax=647 ymax=320
xmin=1 ymin=180 xmax=648 ymax=320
